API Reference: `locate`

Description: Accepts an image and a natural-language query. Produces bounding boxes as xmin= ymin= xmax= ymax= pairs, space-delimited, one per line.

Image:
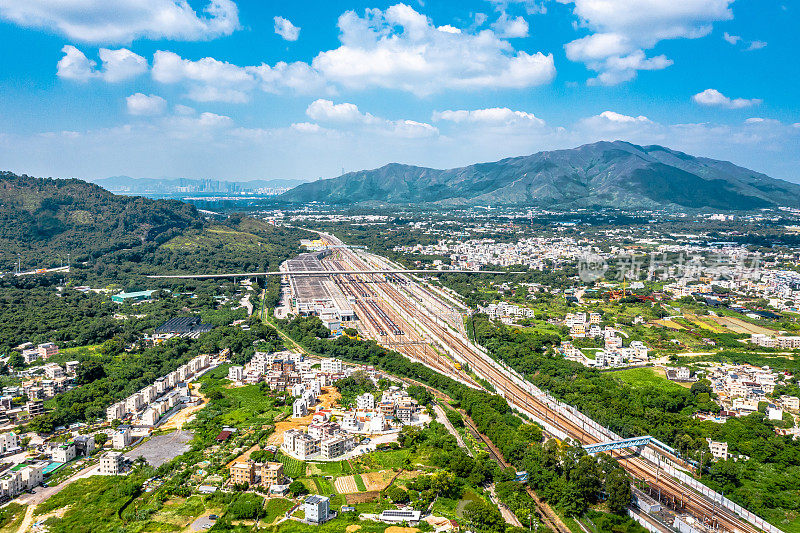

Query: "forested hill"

xmin=0 ymin=172 xmax=201 ymax=270
xmin=0 ymin=172 xmax=311 ymax=283
xmin=281 ymin=140 xmax=800 ymax=210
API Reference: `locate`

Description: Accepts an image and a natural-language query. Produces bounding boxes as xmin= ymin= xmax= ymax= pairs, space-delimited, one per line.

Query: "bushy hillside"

xmin=0 ymin=172 xmax=201 ymax=271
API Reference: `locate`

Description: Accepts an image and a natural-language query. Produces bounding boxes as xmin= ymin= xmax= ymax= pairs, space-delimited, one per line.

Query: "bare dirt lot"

xmin=362 ymin=470 xmax=393 ymax=491
xmin=124 ymin=430 xmax=193 ymax=468
xmin=711 ymin=316 xmax=775 ymax=335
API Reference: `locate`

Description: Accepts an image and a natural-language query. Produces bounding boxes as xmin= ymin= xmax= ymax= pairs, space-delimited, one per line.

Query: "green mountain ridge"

xmin=280 ymin=140 xmax=800 ymax=210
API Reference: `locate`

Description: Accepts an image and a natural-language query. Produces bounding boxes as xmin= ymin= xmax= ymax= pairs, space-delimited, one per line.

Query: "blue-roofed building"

xmin=112 ymin=290 xmax=155 ymax=304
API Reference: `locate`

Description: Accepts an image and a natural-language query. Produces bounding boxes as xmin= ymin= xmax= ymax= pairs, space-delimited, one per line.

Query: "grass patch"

xmin=264 ymin=498 xmax=294 ymax=524
xmin=0 ymin=503 xmax=27 ymax=533
xmin=354 ymin=474 xmax=367 ymax=492
xmin=610 ymin=367 xmax=686 ymax=393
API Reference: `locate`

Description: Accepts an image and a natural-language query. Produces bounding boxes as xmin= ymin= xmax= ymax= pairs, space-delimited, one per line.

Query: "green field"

xmin=264 ymin=498 xmax=295 ymax=524
xmin=610 ymin=367 xmax=686 ymax=393
xmin=353 ymin=474 xmax=367 ymax=492
xmin=277 ymin=453 xmax=307 ymax=478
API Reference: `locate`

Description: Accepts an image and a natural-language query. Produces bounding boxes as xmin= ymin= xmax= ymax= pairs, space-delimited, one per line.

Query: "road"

xmin=309 ymin=231 xmax=776 ymax=533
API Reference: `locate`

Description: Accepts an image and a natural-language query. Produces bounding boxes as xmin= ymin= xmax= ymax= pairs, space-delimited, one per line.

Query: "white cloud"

xmin=98 ymin=48 xmax=148 ymax=82
xmin=488 ymin=0 xmax=547 ymax=15
xmin=57 ymin=45 xmax=147 ymax=82
xmin=274 ymin=16 xmax=300 ymax=41
xmin=291 ymin=122 xmax=325 ymax=133
xmin=723 ymin=32 xmax=767 ymax=51
xmin=304 ymin=99 xmax=438 ymax=138
xmin=143 ymin=4 xmax=553 ymax=100
xmin=433 ymin=107 xmax=545 ymax=126
xmin=723 ymin=31 xmax=741 ymax=44
xmin=126 ymin=93 xmax=166 ymax=115
xmin=56 ymin=45 xmax=96 ymax=82
xmin=309 ymin=3 xmax=555 ymax=95
xmin=560 ymin=0 xmax=733 ymax=84
xmin=151 ymin=50 xmax=328 ymax=102
xmin=693 ymin=88 xmax=761 ymax=109
xmin=491 ymin=12 xmax=529 ymax=38
xmin=0 ymin=0 xmax=239 ymax=43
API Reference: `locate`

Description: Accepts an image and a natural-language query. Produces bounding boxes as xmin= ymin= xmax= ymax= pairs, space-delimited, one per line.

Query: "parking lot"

xmin=124 ymin=430 xmax=193 ymax=468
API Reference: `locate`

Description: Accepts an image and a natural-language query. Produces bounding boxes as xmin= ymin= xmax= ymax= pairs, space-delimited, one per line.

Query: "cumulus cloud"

xmin=560 ymin=0 xmax=733 ymax=84
xmin=126 ymin=93 xmax=167 ymax=115
xmin=723 ymin=32 xmax=767 ymax=51
xmin=151 ymin=50 xmax=327 ymax=102
xmin=57 ymin=45 xmax=147 ymax=82
xmin=491 ymin=12 xmax=529 ymax=38
xmin=433 ymin=107 xmax=545 ymax=126
xmin=304 ymin=99 xmax=438 ymax=138
xmin=0 ymin=0 xmax=239 ymax=43
xmin=274 ymin=16 xmax=300 ymax=41
xmin=693 ymin=88 xmax=761 ymax=109
xmin=309 ymin=3 xmax=555 ymax=95
xmin=141 ymin=4 xmax=553 ymax=100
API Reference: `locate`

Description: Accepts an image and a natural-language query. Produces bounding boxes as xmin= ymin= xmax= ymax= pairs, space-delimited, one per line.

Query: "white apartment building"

xmin=356 ymin=392 xmax=375 ymax=410
xmin=52 ymin=441 xmax=76 ymax=463
xmin=706 ymin=439 xmax=729 ymax=460
xmin=0 ymin=432 xmax=19 ymax=455
xmin=228 ymin=366 xmax=244 ymax=382
xmin=112 ymin=427 xmax=132 ymax=449
xmin=101 ymin=451 xmax=124 ymax=475
xmin=321 ymin=358 xmax=343 ymax=374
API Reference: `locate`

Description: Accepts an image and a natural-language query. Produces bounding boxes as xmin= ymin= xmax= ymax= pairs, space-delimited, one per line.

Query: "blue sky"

xmin=0 ymin=0 xmax=797 ymax=182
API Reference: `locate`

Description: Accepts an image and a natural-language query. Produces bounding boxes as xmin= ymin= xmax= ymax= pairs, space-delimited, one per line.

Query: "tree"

xmin=385 ymin=485 xmax=409 ymax=503
xmin=94 ymin=432 xmax=108 ymax=447
xmin=8 ymin=352 xmax=23 ymax=369
xmin=75 ymin=360 xmax=106 ymax=385
xmin=288 ymin=480 xmax=307 ymax=496
xmin=604 ymin=468 xmax=631 ymax=514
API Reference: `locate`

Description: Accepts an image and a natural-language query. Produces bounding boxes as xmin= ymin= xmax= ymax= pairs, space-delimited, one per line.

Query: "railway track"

xmin=314 ymin=233 xmax=772 ymax=533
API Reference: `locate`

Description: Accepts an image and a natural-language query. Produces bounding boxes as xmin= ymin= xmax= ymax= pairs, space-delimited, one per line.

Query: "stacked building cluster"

xmin=282 ymin=385 xmax=419 ymax=461
xmin=105 ymin=353 xmax=212 ymax=427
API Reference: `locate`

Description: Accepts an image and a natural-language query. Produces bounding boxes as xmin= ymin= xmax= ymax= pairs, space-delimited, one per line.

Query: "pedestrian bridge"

xmin=583 ymin=435 xmax=676 ymax=456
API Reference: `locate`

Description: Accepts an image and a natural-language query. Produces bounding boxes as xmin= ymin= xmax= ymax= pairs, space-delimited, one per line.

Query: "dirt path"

xmin=433 ymin=403 xmax=471 ymax=456
xmin=160 ymin=383 xmax=208 ymax=431
xmin=15 ymin=505 xmax=34 ymax=533
xmin=487 ymin=483 xmax=523 ymax=528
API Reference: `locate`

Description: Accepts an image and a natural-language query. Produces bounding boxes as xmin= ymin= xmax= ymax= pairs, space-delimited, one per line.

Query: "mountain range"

xmin=280 ymin=141 xmax=800 ymax=210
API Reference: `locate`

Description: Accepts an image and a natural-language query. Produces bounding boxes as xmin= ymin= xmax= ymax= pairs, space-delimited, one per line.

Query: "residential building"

xmin=112 ymin=427 xmax=132 ymax=449
xmin=65 ymin=361 xmax=80 ymax=374
xmin=321 ymin=358 xmax=343 ymax=374
xmin=20 ymin=462 xmax=45 ymax=489
xmin=356 ymin=392 xmax=375 ymax=410
xmin=0 ymin=432 xmax=20 ymax=455
xmin=100 ymin=451 xmax=124 ymax=475
xmin=43 ymin=363 xmax=65 ymax=379
xmin=321 ymin=435 xmax=354 ymax=459
xmin=74 ymin=435 xmax=95 ymax=456
xmin=260 ymin=462 xmax=284 ymax=487
xmin=293 ymin=398 xmax=308 ymax=418
xmin=106 ymin=401 xmax=126 ymax=421
xmin=229 ymin=461 xmax=256 ymax=486
xmin=304 ymin=495 xmax=331 ymax=524
xmin=26 ymin=400 xmax=44 ymax=417
xmin=52 ymin=441 xmax=76 ymax=463
xmin=706 ymin=439 xmax=729 ymax=460
xmin=282 ymin=429 xmax=320 ymax=459
xmin=37 ymin=343 xmax=59 ymax=360
xmin=228 ymin=366 xmax=244 ymax=382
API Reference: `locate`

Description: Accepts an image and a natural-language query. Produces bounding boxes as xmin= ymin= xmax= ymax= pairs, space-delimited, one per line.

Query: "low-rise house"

xmin=52 ymin=441 xmax=76 ymax=463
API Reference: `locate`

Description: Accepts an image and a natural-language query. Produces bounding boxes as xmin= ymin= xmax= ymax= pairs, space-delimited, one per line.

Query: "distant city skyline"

xmin=0 ymin=0 xmax=797 ymax=182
